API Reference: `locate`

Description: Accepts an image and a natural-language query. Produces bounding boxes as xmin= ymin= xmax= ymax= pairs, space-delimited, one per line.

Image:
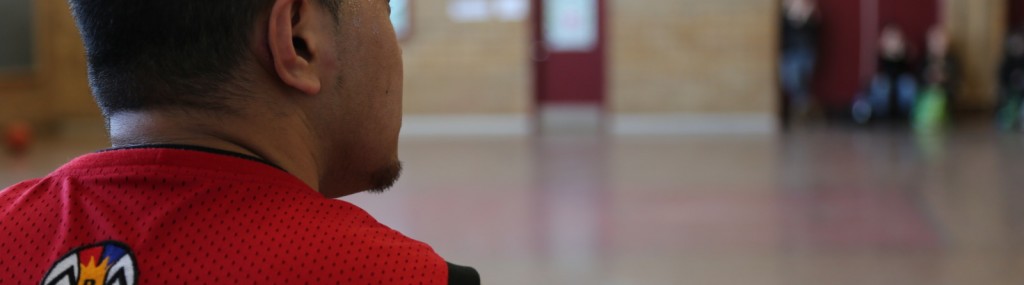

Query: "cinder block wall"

xmin=609 ymin=0 xmax=777 ymax=115
xmin=399 ymin=0 xmax=531 ymax=115
xmin=946 ymin=0 xmax=1005 ymax=110
xmin=0 ymin=0 xmax=95 ymax=124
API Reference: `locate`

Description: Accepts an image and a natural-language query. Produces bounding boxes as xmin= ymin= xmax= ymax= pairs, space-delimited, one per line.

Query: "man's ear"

xmin=268 ymin=0 xmax=322 ymax=95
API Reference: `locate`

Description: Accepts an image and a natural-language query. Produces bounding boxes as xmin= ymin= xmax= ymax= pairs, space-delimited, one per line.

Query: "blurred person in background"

xmin=920 ymin=26 xmax=958 ymax=99
xmin=780 ymin=0 xmax=821 ymax=117
xmin=998 ymin=30 xmax=1024 ymax=130
xmin=913 ymin=26 xmax=959 ymax=130
xmin=852 ymin=24 xmax=918 ymax=124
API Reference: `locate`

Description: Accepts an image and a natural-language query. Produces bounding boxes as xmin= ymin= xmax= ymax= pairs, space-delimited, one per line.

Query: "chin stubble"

xmin=366 ymin=160 xmax=402 ymax=193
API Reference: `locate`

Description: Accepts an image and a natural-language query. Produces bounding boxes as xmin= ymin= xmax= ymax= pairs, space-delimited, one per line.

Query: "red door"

xmin=878 ymin=0 xmax=938 ymax=60
xmin=812 ymin=0 xmax=866 ymax=110
xmin=531 ymin=0 xmax=607 ymax=105
xmin=1011 ymin=0 xmax=1024 ymax=28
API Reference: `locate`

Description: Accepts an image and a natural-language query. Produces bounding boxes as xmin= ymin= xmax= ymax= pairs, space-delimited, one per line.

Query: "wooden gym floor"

xmin=2 ymin=121 xmax=1023 ymax=285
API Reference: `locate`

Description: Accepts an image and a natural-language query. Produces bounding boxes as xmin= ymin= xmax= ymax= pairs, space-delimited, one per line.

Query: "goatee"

xmin=367 ymin=160 xmax=402 ymax=193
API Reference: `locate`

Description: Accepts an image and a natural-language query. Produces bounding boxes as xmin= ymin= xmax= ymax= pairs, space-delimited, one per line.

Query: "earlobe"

xmin=267 ymin=0 xmax=322 ymax=95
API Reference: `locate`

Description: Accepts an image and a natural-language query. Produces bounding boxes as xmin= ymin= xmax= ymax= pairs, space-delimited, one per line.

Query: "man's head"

xmin=926 ymin=26 xmax=950 ymax=57
xmin=783 ymin=0 xmax=815 ymax=19
xmin=879 ymin=24 xmax=907 ymax=59
xmin=68 ymin=0 xmax=404 ymax=197
xmin=1009 ymin=32 xmax=1024 ymax=58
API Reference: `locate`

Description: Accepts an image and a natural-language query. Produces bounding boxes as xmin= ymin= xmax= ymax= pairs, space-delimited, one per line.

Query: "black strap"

xmin=447 ymin=262 xmax=480 ymax=285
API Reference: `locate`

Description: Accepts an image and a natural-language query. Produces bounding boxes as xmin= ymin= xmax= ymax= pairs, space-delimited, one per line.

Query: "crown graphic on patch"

xmin=41 ymin=241 xmax=138 ymax=285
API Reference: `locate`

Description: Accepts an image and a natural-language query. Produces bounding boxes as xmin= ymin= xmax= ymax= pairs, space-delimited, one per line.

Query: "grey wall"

xmin=0 ymin=0 xmax=33 ymax=72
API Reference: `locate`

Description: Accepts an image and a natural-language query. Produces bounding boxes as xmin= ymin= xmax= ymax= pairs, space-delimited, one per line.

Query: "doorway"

xmin=531 ymin=0 xmax=607 ymax=134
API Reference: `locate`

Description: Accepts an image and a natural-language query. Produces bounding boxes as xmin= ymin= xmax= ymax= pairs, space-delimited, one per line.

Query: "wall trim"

xmin=610 ymin=113 xmax=777 ymax=135
xmin=400 ymin=113 xmax=778 ymax=137
xmin=401 ymin=114 xmax=532 ymax=137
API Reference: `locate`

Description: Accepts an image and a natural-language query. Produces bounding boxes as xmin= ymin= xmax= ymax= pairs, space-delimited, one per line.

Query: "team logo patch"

xmin=41 ymin=241 xmax=138 ymax=285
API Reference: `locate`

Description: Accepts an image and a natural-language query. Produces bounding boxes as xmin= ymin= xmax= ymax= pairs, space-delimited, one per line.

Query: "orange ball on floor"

xmin=5 ymin=122 xmax=32 ymax=155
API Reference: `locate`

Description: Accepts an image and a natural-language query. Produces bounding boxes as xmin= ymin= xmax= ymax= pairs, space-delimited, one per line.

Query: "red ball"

xmin=5 ymin=122 xmax=31 ymax=154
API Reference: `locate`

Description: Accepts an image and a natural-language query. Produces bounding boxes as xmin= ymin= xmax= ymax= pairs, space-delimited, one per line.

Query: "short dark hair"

xmin=68 ymin=0 xmax=341 ymax=116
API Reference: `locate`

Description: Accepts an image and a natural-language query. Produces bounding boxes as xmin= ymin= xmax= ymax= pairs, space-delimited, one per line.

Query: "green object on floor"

xmin=998 ymin=95 xmax=1023 ymax=131
xmin=913 ymin=86 xmax=947 ymax=133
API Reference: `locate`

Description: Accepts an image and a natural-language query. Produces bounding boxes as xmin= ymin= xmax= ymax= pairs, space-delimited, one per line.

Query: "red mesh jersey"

xmin=0 ymin=147 xmax=474 ymax=284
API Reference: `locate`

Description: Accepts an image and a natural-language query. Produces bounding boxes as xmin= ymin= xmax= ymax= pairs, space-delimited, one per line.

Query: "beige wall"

xmin=400 ymin=0 xmax=531 ymax=114
xmin=0 ymin=74 xmax=43 ymax=123
xmin=37 ymin=0 xmax=96 ymax=119
xmin=609 ymin=0 xmax=778 ymax=115
xmin=946 ymin=0 xmax=1006 ymax=110
xmin=0 ymin=0 xmax=97 ymax=125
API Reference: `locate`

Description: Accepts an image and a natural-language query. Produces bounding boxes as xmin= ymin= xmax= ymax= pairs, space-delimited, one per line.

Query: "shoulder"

xmin=294 ymin=197 xmax=438 ymax=257
xmin=0 ymin=177 xmax=48 ymax=207
xmin=271 ymin=197 xmax=450 ymax=283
